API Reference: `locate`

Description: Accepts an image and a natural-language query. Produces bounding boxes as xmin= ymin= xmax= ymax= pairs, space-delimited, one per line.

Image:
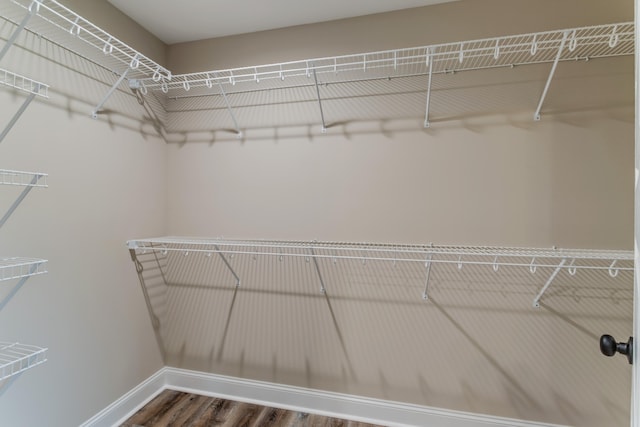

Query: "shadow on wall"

xmin=129 ymin=248 xmax=633 ymax=427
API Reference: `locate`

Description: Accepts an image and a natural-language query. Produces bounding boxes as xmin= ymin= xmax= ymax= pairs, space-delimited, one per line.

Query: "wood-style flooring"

xmin=121 ymin=390 xmax=385 ymax=427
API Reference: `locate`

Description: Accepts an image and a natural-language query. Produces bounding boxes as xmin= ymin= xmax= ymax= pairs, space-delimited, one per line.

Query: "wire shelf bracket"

xmin=423 ymin=49 xmax=434 ymax=128
xmin=0 ymin=0 xmax=36 ymax=63
xmin=532 ymin=258 xmax=568 ymax=307
xmin=91 ymin=59 xmax=135 ymax=119
xmin=0 ymin=70 xmax=49 ymax=145
xmin=213 ymin=244 xmax=241 ymax=287
xmin=312 ymin=66 xmax=328 ymax=133
xmin=422 ymin=253 xmax=433 ymax=300
xmin=0 ymin=169 xmax=47 ymax=229
xmin=534 ymin=31 xmax=568 ymax=121
xmin=214 ymin=75 xmax=242 ymax=138
xmin=0 ymin=342 xmax=47 ymax=381
xmin=308 ymin=245 xmax=327 ymax=294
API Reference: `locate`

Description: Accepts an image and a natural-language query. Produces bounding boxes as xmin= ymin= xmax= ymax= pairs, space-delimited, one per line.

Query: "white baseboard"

xmin=78 ymin=368 xmax=166 ymax=427
xmin=81 ymin=367 xmax=568 ymax=427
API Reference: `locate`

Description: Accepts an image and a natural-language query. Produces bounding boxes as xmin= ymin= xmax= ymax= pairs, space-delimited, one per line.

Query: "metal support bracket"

xmin=0 ymin=2 xmax=38 ymax=63
xmin=309 ymin=246 xmax=326 ymax=294
xmin=91 ymin=61 xmax=135 ymax=119
xmin=312 ymin=66 xmax=328 ymax=133
xmin=534 ymin=31 xmax=568 ymax=121
xmin=422 ymin=253 xmax=433 ymax=300
xmin=0 ymin=173 xmax=43 ymax=229
xmin=215 ymin=77 xmax=242 ymax=138
xmin=532 ymin=258 xmax=567 ymax=307
xmin=0 ymin=87 xmax=39 ymax=144
xmin=213 ymin=245 xmax=241 ymax=287
xmin=424 ymin=55 xmax=434 ymax=128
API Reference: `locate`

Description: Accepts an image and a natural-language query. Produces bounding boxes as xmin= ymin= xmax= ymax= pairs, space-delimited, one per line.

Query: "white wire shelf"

xmin=0 ymin=68 xmax=48 ymax=97
xmin=141 ymin=22 xmax=633 ymax=96
xmin=1 ymin=0 xmax=171 ymax=81
xmin=0 ymin=342 xmax=47 ymax=381
xmin=0 ymin=257 xmax=47 ymax=281
xmin=0 ymin=169 xmax=47 ymax=187
xmin=127 ymin=237 xmax=633 ymax=273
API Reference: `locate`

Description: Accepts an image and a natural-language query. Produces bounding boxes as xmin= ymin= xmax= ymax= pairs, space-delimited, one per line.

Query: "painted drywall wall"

xmin=0 ymin=6 xmax=166 ymax=427
xmin=158 ymin=0 xmax=635 ymax=426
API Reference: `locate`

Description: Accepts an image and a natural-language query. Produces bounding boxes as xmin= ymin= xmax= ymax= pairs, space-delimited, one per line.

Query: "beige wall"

xmin=0 ymin=0 xmax=635 ymax=426
xmin=160 ymin=0 xmax=635 ymax=426
xmin=0 ymin=4 xmax=166 ymax=426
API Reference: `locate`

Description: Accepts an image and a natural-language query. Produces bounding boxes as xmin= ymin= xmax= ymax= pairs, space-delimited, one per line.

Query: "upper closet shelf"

xmin=4 ymin=0 xmax=170 ymax=81
xmin=0 ymin=257 xmax=47 ymax=282
xmin=142 ymin=22 xmax=633 ymax=95
xmin=1 ymin=0 xmax=171 ymax=117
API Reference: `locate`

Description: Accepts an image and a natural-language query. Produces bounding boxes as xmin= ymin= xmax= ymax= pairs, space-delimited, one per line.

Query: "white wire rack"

xmin=2 ymin=0 xmax=170 ymax=81
xmin=127 ymin=237 xmax=633 ymax=307
xmin=0 ymin=169 xmax=47 ymax=187
xmin=128 ymin=237 xmax=633 ymax=272
xmin=0 ymin=342 xmax=47 ymax=381
xmin=0 ymin=257 xmax=47 ymax=281
xmin=141 ymin=22 xmax=633 ymax=95
xmin=0 ymin=68 xmax=48 ymax=97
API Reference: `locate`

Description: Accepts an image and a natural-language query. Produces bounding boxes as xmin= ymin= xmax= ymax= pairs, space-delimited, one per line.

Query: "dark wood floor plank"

xmin=120 ymin=390 xmax=386 ymax=427
xmin=123 ymin=390 xmax=187 ymax=427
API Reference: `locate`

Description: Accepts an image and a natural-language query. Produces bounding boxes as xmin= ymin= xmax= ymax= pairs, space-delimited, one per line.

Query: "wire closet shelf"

xmin=0 ymin=169 xmax=47 ymax=187
xmin=127 ymin=237 xmax=633 ymax=273
xmin=0 ymin=257 xmax=47 ymax=281
xmin=0 ymin=68 xmax=48 ymax=97
xmin=140 ymin=22 xmax=633 ymax=96
xmin=0 ymin=342 xmax=47 ymax=381
xmin=2 ymin=0 xmax=171 ymax=81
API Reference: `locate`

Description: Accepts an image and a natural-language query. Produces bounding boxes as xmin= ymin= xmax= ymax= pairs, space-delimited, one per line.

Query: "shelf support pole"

xmin=0 ymin=173 xmax=43 ymax=229
xmin=424 ymin=56 xmax=434 ymax=128
xmin=0 ymin=86 xmax=39 ymax=144
xmin=532 ymin=258 xmax=567 ymax=308
xmin=215 ymin=79 xmax=242 ymax=138
xmin=91 ymin=62 xmax=135 ymax=119
xmin=312 ymin=66 xmax=328 ymax=133
xmin=308 ymin=246 xmax=326 ymax=294
xmin=422 ymin=253 xmax=433 ymax=300
xmin=534 ymin=31 xmax=568 ymax=121
xmin=213 ymin=245 xmax=241 ymax=287
xmin=0 ymin=4 xmax=37 ymax=63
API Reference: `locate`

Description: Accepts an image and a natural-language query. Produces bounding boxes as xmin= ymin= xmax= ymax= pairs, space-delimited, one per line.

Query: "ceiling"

xmin=107 ymin=0 xmax=458 ymax=45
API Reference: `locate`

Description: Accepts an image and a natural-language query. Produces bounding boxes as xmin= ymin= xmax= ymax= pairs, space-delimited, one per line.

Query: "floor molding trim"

xmin=81 ymin=366 xmax=568 ymax=427
xmin=163 ymin=367 xmax=567 ymax=427
xmin=79 ymin=368 xmax=166 ymax=427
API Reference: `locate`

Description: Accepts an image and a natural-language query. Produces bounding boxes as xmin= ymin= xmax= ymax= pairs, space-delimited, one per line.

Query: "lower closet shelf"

xmin=0 ymin=342 xmax=47 ymax=381
xmin=0 ymin=257 xmax=47 ymax=282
